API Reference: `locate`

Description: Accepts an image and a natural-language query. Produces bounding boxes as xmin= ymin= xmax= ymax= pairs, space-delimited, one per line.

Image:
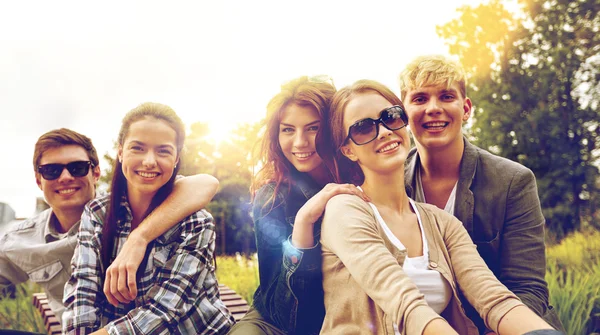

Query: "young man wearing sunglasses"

xmin=0 ymin=128 xmax=219 ymax=328
xmin=398 ymin=55 xmax=564 ymax=334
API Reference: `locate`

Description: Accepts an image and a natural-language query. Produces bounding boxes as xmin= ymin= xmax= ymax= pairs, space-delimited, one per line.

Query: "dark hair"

xmin=329 ymin=80 xmax=403 ymax=185
xmin=33 ymin=128 xmax=99 ymax=171
xmin=101 ymin=102 xmax=185 ymax=269
xmin=251 ymin=76 xmax=336 ymax=203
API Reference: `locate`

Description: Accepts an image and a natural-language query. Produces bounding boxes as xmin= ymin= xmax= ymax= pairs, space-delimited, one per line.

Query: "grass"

xmin=0 ymin=282 xmax=46 ymax=332
xmin=546 ymin=229 xmax=600 ymax=335
xmin=215 ymin=253 xmax=259 ymax=304
xmin=3 ymin=236 xmax=600 ymax=334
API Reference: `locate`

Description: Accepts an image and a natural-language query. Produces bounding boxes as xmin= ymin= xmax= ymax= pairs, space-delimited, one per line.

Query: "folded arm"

xmin=321 ymin=194 xmax=447 ymax=335
xmin=104 ymin=174 xmax=219 ymax=306
xmin=105 ymin=211 xmax=232 ymax=334
xmin=252 ymin=184 xmax=323 ymax=332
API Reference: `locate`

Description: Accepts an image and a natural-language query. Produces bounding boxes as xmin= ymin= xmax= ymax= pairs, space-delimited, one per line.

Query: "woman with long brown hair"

xmin=63 ymin=102 xmax=234 ymax=334
xmin=228 ymin=76 xmax=367 ymax=335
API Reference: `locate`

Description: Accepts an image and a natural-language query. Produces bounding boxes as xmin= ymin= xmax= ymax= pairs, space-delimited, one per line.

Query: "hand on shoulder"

xmin=296 ymin=183 xmax=369 ymax=228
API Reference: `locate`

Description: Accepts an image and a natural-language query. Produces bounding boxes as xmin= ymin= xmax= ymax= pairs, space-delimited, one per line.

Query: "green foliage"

xmin=0 ymin=283 xmax=46 ymax=332
xmin=546 ymin=230 xmax=600 ymax=334
xmin=216 ymin=254 xmax=259 ymax=304
xmin=438 ymin=0 xmax=600 ymax=238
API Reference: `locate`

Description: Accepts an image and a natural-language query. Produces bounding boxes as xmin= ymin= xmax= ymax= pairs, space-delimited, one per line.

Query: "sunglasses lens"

xmin=39 ymin=164 xmax=63 ymax=180
xmin=38 ymin=161 xmax=91 ymax=180
xmin=382 ymin=107 xmax=407 ymax=130
xmin=67 ymin=161 xmax=91 ymax=177
xmin=349 ymin=119 xmax=377 ymax=145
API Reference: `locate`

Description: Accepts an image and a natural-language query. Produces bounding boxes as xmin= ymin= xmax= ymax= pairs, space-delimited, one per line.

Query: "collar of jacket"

xmin=404 ymin=136 xmax=479 ymax=234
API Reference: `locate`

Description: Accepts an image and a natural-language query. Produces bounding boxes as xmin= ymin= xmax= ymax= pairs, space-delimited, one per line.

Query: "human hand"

xmin=103 ymin=233 xmax=148 ymax=307
xmin=296 ymin=183 xmax=369 ymax=227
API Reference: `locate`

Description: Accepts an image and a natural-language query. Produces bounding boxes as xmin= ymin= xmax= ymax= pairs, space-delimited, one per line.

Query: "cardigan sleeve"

xmin=321 ymin=194 xmax=443 ymax=335
xmin=439 ymin=208 xmax=525 ymax=333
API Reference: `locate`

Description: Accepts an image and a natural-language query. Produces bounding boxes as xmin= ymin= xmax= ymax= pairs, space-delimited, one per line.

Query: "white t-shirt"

xmin=415 ymin=166 xmax=457 ymax=215
xmin=364 ymin=196 xmax=452 ymax=334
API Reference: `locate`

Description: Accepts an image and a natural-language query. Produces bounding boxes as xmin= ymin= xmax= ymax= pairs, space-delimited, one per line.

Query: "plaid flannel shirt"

xmin=63 ymin=194 xmax=234 ymax=335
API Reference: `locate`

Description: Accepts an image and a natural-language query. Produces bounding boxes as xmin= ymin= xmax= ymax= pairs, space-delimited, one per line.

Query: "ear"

xmin=462 ymin=97 xmax=473 ymax=122
xmin=174 ymin=156 xmax=180 ymax=169
xmin=117 ymin=145 xmax=123 ymax=164
xmin=92 ymin=165 xmax=101 ymax=183
xmin=340 ymin=144 xmax=358 ymax=162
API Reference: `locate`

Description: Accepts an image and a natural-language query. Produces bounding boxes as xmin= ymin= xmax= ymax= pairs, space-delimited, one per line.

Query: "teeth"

xmin=424 ymin=122 xmax=447 ymax=128
xmin=58 ymin=188 xmax=76 ymax=194
xmin=294 ymin=152 xmax=313 ymax=158
xmin=378 ymin=142 xmax=399 ymax=153
xmin=138 ymin=171 xmax=159 ymax=178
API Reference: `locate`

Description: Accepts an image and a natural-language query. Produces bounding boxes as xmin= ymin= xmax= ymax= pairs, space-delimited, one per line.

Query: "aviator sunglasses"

xmin=37 ymin=161 xmax=93 ymax=180
xmin=344 ymin=105 xmax=408 ymax=146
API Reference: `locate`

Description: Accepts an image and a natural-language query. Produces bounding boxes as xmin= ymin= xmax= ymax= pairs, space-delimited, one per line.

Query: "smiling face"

xmin=278 ymin=103 xmax=326 ymax=179
xmin=118 ymin=117 xmax=179 ymax=200
xmin=340 ymin=92 xmax=411 ymax=178
xmin=403 ymin=82 xmax=472 ymax=151
xmin=36 ymin=144 xmax=100 ymax=218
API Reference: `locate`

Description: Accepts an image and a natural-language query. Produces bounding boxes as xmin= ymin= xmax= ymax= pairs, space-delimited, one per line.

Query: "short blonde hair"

xmin=399 ymin=55 xmax=467 ymax=100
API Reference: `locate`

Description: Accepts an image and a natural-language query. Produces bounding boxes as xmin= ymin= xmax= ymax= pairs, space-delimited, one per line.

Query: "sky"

xmin=0 ymin=0 xmax=492 ymax=218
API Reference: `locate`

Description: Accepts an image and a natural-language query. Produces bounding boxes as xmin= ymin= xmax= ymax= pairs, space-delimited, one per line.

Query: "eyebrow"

xmin=129 ymin=140 xmax=175 ymax=149
xmin=280 ymin=120 xmax=321 ymax=127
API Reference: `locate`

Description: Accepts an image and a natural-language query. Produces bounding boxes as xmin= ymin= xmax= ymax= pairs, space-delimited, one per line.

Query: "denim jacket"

xmin=251 ymin=168 xmax=324 ymax=335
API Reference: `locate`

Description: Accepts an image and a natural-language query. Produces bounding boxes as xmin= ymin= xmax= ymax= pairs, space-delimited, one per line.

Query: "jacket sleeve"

xmin=500 ymin=168 xmax=549 ymax=316
xmin=440 ymin=210 xmax=524 ymax=333
xmin=252 ymin=185 xmax=322 ymax=332
xmin=321 ymin=194 xmax=443 ymax=335
xmin=0 ymin=233 xmax=29 ymax=290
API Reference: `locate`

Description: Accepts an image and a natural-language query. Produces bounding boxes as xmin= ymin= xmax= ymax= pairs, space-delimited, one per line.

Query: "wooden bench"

xmin=32 ymin=284 xmax=249 ymax=335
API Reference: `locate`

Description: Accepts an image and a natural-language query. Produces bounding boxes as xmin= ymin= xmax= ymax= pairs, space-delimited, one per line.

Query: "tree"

xmin=438 ymin=0 xmax=600 ymax=237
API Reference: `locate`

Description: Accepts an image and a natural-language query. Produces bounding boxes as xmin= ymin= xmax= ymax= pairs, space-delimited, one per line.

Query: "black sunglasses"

xmin=344 ymin=105 xmax=408 ymax=146
xmin=37 ymin=161 xmax=93 ymax=180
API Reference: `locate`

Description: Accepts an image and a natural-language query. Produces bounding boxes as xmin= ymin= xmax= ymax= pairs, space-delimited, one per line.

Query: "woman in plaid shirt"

xmin=63 ymin=102 xmax=234 ymax=335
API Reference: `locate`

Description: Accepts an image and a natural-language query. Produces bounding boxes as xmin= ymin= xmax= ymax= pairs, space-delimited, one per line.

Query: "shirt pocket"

xmin=152 ymin=245 xmax=173 ymax=268
xmin=27 ymin=260 xmax=64 ymax=283
xmin=473 ymin=232 xmax=500 ymax=273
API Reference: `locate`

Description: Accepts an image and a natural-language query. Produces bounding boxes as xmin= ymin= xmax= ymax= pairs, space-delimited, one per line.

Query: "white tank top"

xmin=365 ymin=197 xmax=452 ymax=319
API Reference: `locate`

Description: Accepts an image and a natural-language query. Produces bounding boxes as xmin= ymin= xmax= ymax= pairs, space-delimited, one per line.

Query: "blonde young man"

xmin=0 ymin=128 xmax=218 ymax=327
xmin=399 ymin=55 xmax=564 ymax=334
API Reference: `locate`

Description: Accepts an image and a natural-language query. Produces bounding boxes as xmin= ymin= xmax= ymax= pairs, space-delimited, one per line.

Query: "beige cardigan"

xmin=320 ymin=195 xmax=524 ymax=335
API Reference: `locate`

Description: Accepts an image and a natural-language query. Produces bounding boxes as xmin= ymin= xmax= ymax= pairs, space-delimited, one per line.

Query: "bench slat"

xmin=32 ymin=284 xmax=250 ymax=333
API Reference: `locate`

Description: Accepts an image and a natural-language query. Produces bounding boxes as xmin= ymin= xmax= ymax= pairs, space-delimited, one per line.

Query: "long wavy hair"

xmin=251 ymin=76 xmax=336 ymax=205
xmin=101 ymin=102 xmax=185 ymax=269
xmin=329 ymin=80 xmax=404 ymax=185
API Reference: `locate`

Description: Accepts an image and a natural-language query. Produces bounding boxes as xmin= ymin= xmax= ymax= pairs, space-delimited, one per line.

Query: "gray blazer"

xmin=405 ymin=137 xmax=564 ymax=333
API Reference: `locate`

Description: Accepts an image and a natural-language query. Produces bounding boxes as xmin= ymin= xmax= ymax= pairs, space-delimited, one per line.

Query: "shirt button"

xmin=291 ymin=256 xmax=299 ymax=264
xmin=430 ymin=261 xmax=438 ymax=268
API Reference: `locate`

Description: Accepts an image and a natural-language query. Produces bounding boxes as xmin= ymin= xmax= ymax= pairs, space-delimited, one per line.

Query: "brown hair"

xmin=102 ymin=102 xmax=185 ymax=269
xmin=33 ymin=128 xmax=99 ymax=171
xmin=398 ymin=54 xmax=467 ymax=101
xmin=251 ymin=76 xmax=336 ymax=203
xmin=329 ymin=80 xmax=403 ymax=185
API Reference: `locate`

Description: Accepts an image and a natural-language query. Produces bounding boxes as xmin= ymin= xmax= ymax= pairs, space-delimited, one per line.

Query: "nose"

xmin=142 ymin=151 xmax=157 ymax=167
xmin=57 ymin=166 xmax=75 ymax=182
xmin=293 ymin=131 xmax=309 ymax=148
xmin=377 ymin=121 xmax=392 ymax=139
xmin=425 ymin=97 xmax=443 ymax=115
